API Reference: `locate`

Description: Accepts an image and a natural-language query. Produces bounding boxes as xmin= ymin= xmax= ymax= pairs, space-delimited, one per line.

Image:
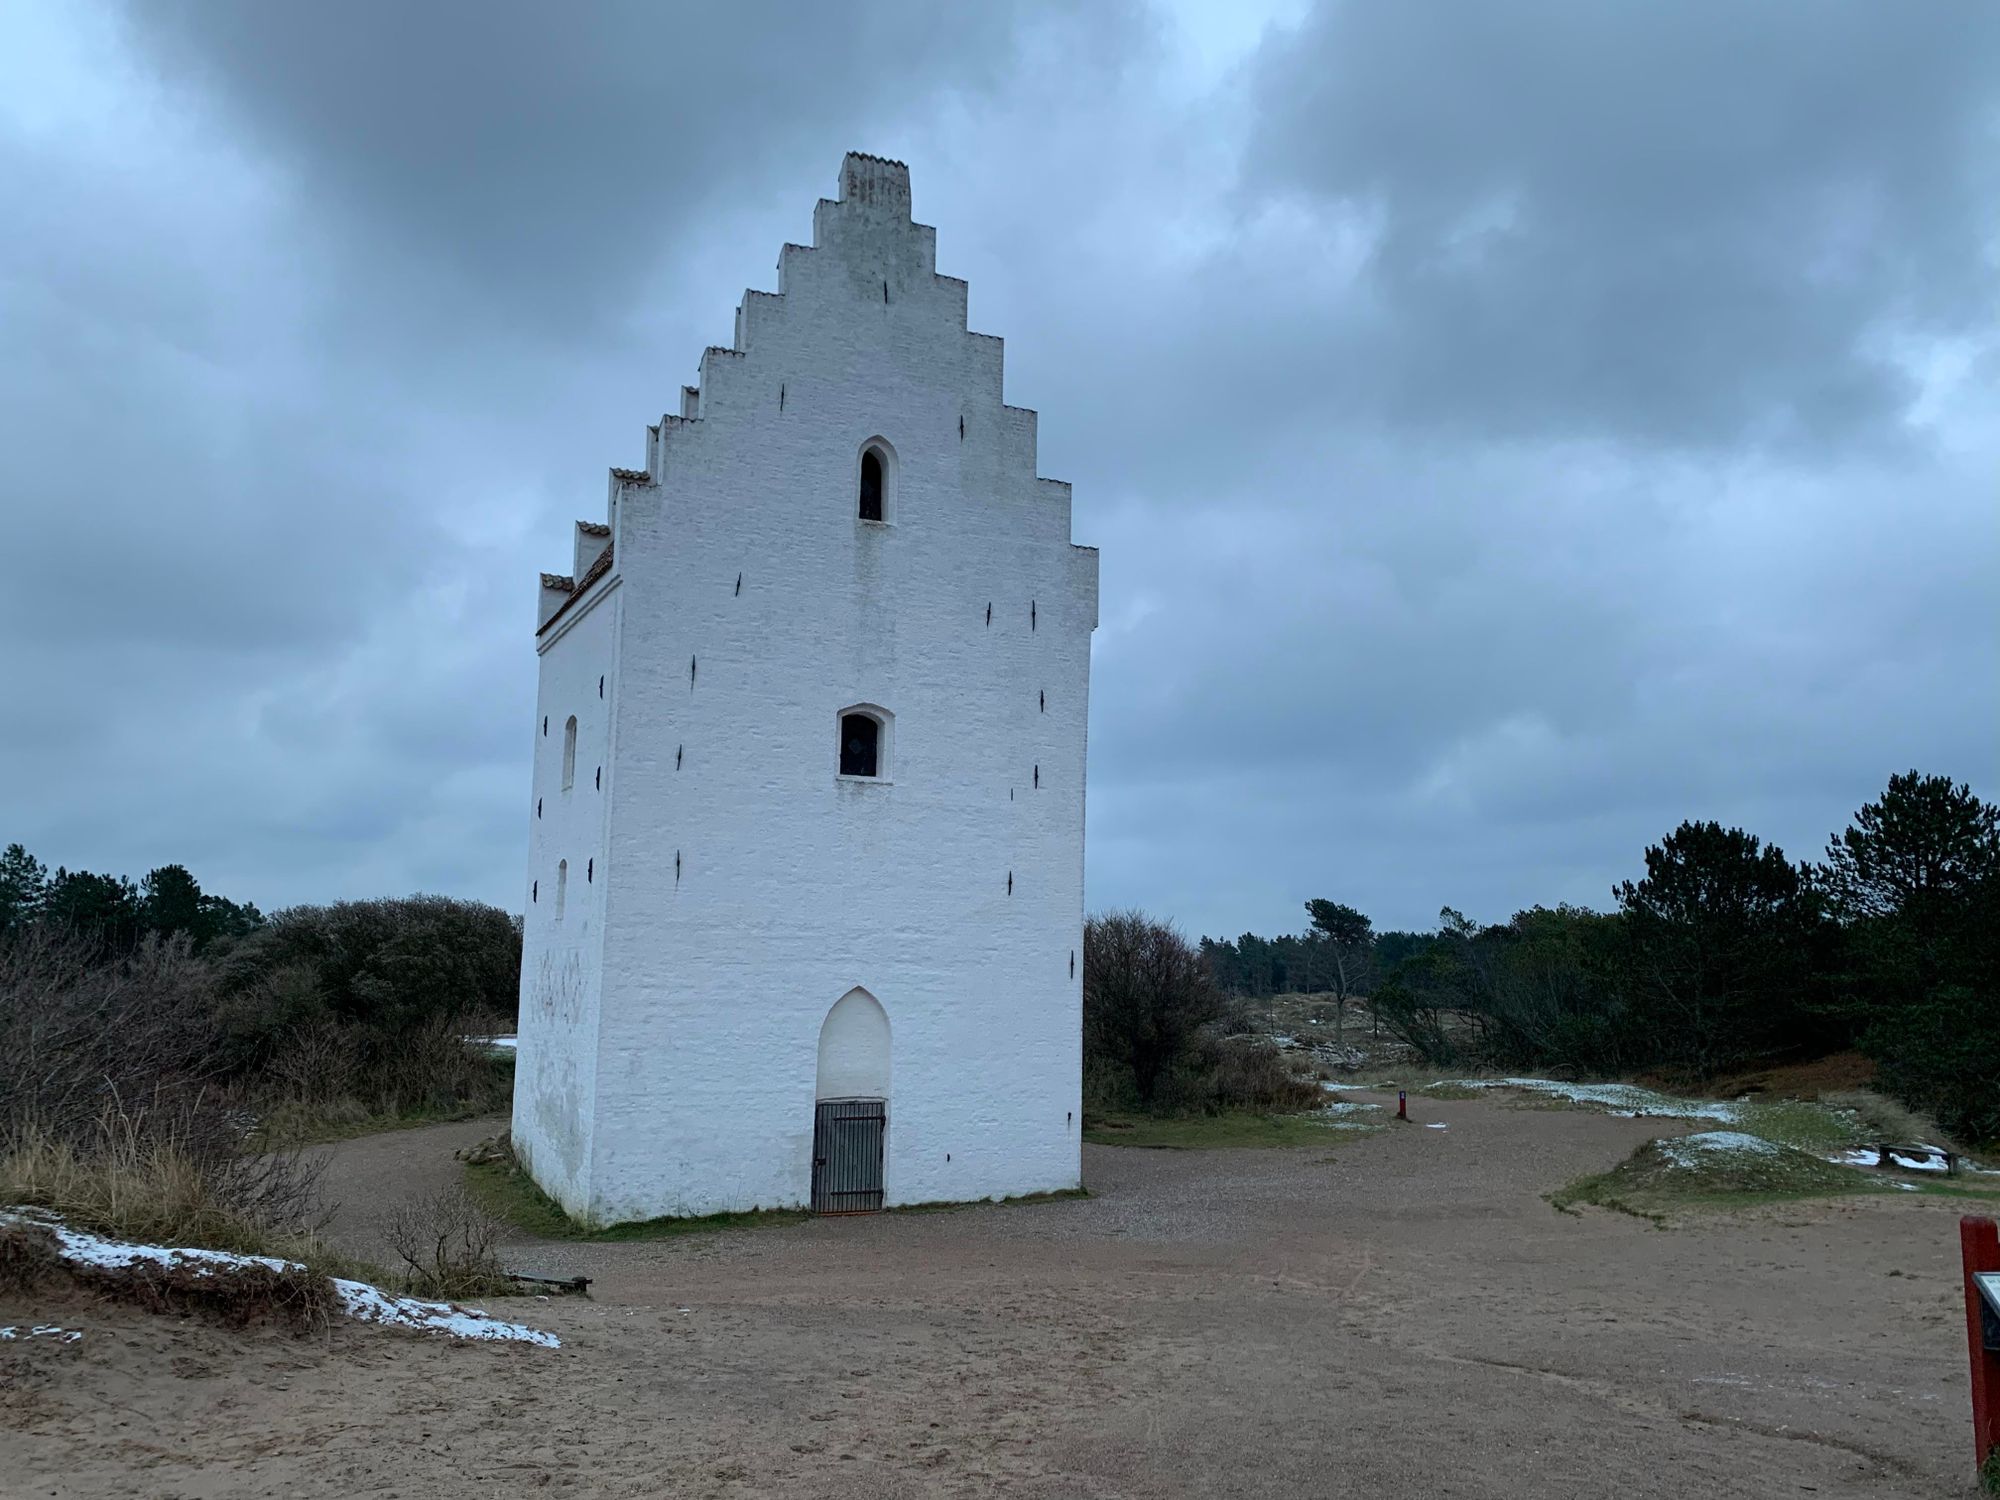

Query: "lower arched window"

xmin=840 ymin=713 xmax=879 ymax=777
xmin=859 ymin=450 xmax=884 ymax=521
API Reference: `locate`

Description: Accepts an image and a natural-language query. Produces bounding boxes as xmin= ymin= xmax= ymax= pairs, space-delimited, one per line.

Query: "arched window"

xmin=855 ymin=438 xmax=894 ymax=524
xmin=839 ymin=712 xmax=880 ymax=778
xmin=555 ymin=859 xmax=568 ymax=920
xmin=561 ymin=715 xmax=578 ymax=791
xmin=858 ymin=449 xmax=884 ymax=521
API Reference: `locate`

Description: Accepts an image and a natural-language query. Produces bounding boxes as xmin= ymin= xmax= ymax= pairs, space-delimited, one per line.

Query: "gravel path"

xmin=2 ymin=1091 xmax=1981 ymax=1497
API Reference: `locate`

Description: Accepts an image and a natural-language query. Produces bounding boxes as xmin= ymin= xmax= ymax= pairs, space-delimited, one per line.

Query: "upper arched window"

xmin=856 ymin=439 xmax=894 ymax=524
xmin=858 ymin=450 xmax=884 ymax=521
xmin=562 ymin=715 xmax=578 ymax=791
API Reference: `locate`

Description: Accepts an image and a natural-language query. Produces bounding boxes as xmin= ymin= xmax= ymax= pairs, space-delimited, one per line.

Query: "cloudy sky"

xmin=2 ymin=1 xmax=1994 ymax=938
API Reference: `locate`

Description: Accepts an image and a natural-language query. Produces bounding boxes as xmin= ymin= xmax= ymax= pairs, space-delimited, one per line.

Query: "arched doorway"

xmin=813 ymin=988 xmax=889 ymax=1213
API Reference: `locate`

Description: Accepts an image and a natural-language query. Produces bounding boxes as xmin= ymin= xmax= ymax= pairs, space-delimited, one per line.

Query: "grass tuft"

xmin=1728 ymin=1098 xmax=1866 ymax=1153
xmin=1551 ymin=1132 xmax=1881 ymax=1219
xmin=1415 ymin=1082 xmax=1481 ymax=1101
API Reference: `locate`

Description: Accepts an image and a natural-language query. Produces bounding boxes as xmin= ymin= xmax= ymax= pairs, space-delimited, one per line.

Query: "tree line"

xmin=0 ymin=845 xmax=523 ymax=1135
xmin=0 ymin=846 xmax=264 ymax=953
xmin=1186 ymin=771 xmax=1997 ymax=1142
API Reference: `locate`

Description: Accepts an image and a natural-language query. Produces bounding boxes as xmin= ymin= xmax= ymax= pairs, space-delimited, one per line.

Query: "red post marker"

xmin=1962 ymin=1215 xmax=2000 ymax=1473
xmin=1397 ymin=1090 xmax=1408 ymax=1121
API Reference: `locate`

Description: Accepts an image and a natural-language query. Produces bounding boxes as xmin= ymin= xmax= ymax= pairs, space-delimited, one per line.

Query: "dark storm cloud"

xmin=1241 ymin=0 xmax=2000 ymax=449
xmin=1 ymin=0 xmax=1994 ymax=938
xmin=123 ymin=0 xmax=1128 ymax=335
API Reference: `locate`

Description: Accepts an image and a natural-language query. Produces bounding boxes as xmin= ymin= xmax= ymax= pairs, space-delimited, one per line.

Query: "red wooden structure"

xmin=1962 ymin=1215 xmax=2000 ymax=1473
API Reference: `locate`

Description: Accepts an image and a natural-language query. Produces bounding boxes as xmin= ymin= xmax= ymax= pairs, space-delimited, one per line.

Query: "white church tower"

xmin=512 ymin=154 xmax=1099 ymax=1225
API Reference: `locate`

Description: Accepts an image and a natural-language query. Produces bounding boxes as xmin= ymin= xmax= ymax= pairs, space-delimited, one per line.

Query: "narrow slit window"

xmin=561 ymin=715 xmax=578 ymax=791
xmin=555 ymin=860 xmax=568 ymax=920
xmin=858 ymin=449 xmax=884 ymax=521
xmin=839 ymin=712 xmax=880 ymax=778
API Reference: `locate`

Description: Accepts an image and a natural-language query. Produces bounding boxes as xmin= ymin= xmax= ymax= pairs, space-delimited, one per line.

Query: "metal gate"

xmin=811 ymin=1098 xmax=885 ymax=1214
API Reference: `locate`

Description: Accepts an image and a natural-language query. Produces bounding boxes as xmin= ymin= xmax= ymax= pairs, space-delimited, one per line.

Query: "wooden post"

xmin=1961 ymin=1216 xmax=2000 ymax=1473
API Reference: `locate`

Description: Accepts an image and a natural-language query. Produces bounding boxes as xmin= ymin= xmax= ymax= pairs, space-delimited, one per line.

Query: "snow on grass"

xmin=0 ymin=1325 xmax=81 ymax=1343
xmin=465 ymin=1034 xmax=518 ymax=1051
xmin=1313 ymin=1099 xmax=1383 ymax=1131
xmin=1656 ymin=1131 xmax=1780 ymax=1169
xmin=1452 ymin=1078 xmax=1743 ymax=1122
xmin=3 ymin=1212 xmax=558 ymax=1347
xmin=1424 ymin=1122 xmax=1449 ymax=1131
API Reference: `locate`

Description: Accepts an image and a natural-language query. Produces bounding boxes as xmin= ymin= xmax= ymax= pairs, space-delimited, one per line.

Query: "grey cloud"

xmin=1240 ymin=0 xmax=2000 ymax=450
xmin=1 ymin=1 xmax=1993 ymax=938
xmin=120 ymin=0 xmax=1137 ymax=337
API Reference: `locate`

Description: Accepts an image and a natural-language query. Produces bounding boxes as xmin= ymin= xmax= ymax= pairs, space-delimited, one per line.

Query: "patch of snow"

xmin=0 ymin=1325 xmax=81 ymax=1343
xmin=331 ymin=1279 xmax=558 ymax=1346
xmin=40 ymin=1220 xmax=297 ymax=1276
xmin=1 ymin=1212 xmax=558 ymax=1347
xmin=1318 ymin=1080 xmax=1366 ymax=1093
xmin=1424 ymin=1122 xmax=1449 ymax=1131
xmin=464 ymin=1035 xmax=518 ymax=1051
xmin=1269 ymin=1034 xmax=1297 ymax=1049
xmin=1452 ymin=1078 xmax=1742 ymax=1122
xmin=1895 ymin=1182 xmax=1920 ymax=1192
xmin=1828 ymin=1146 xmax=1952 ymax=1173
xmin=1655 ymin=1131 xmax=1781 ymax=1169
xmin=1887 ymin=1150 xmax=1950 ymax=1173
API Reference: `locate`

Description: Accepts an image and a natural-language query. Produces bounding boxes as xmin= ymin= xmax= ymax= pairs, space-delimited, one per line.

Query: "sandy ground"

xmin=0 ymin=1091 xmax=1985 ymax=1498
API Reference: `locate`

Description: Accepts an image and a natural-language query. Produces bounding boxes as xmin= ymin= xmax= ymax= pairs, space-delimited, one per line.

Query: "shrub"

xmin=0 ymin=926 xmax=223 ymax=1145
xmin=384 ymin=1184 xmax=512 ymax=1300
xmin=1084 ymin=910 xmax=1226 ymax=1109
xmin=1153 ymin=1037 xmax=1323 ymax=1117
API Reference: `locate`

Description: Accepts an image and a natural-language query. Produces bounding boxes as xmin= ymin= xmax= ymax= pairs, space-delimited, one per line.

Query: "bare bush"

xmin=385 ymin=1184 xmax=511 ymax=1300
xmin=0 ymin=926 xmax=220 ymax=1142
xmin=1084 ymin=911 xmax=1226 ymax=1109
xmin=1148 ymin=1037 xmax=1324 ymax=1117
xmin=0 ymin=925 xmax=325 ymax=1249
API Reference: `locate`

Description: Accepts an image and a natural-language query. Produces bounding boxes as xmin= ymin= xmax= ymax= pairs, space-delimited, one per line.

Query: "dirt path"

xmin=2 ymin=1093 xmax=1983 ymax=1497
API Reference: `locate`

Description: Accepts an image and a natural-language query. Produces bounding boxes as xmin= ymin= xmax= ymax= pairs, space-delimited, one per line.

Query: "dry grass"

xmin=1820 ymin=1089 xmax=1961 ymax=1152
xmin=0 ymin=1117 xmax=388 ymax=1300
xmin=0 ymin=1117 xmax=324 ymax=1258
